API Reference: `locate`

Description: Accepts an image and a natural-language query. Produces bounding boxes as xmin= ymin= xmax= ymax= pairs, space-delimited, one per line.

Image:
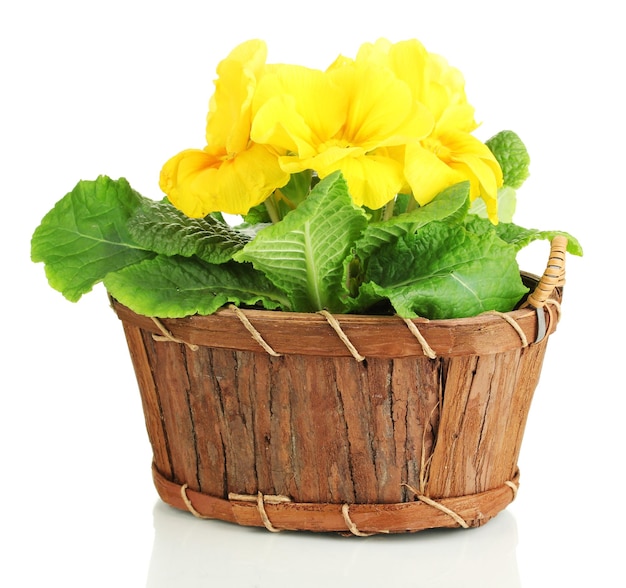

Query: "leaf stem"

xmin=264 ymin=195 xmax=281 ymax=224
xmin=382 ymin=200 xmax=396 ymax=221
xmin=405 ymin=195 xmax=418 ymax=213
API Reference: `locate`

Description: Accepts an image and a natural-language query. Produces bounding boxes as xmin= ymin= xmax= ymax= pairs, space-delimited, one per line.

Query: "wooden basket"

xmin=112 ymin=237 xmax=568 ymax=535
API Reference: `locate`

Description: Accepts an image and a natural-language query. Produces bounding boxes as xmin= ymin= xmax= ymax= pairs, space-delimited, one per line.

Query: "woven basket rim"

xmin=110 ymin=272 xmax=563 ymax=359
xmin=152 ymin=463 xmax=520 ymax=534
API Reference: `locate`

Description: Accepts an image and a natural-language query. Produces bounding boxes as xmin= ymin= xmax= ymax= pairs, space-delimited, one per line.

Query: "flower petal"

xmin=328 ymin=62 xmax=432 ymax=148
xmin=251 ymin=93 xmax=318 ymax=157
xmin=330 ymin=152 xmax=405 ymax=209
xmin=205 ymin=39 xmax=268 ymax=155
xmin=160 ymin=144 xmax=289 ymax=217
xmin=404 ymin=144 xmax=465 ymax=206
xmin=251 ymin=64 xmax=347 ymax=156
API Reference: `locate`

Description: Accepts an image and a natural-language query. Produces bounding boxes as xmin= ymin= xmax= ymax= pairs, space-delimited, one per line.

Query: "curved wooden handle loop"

xmin=526 ymin=235 xmax=567 ymax=309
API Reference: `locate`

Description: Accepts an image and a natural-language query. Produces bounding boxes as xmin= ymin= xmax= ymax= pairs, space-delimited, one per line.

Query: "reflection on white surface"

xmin=147 ymin=500 xmax=520 ymax=587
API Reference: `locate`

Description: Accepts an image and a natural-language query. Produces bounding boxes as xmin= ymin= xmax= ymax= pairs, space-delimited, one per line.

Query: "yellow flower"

xmin=250 ymin=61 xmax=433 ymax=209
xmin=356 ymin=39 xmax=503 ymax=221
xmin=159 ymin=40 xmax=289 ymax=217
xmin=162 ymin=37 xmax=502 ymax=221
xmin=160 ymin=144 xmax=289 ymax=218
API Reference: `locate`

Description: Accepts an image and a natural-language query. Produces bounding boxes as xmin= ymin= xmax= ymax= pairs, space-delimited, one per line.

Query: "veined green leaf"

xmin=487 ymin=130 xmax=530 ymax=189
xmin=233 ymin=171 xmax=368 ymax=312
xmin=355 ymin=182 xmax=470 ymax=259
xmin=104 ymin=256 xmax=288 ymax=318
xmin=30 ymin=176 xmax=154 ymax=301
xmin=359 ymin=221 xmax=528 ymax=319
xmin=345 ymin=182 xmax=471 ymax=300
xmin=493 ymin=222 xmax=583 ymax=256
xmin=128 ymin=199 xmax=254 ymax=264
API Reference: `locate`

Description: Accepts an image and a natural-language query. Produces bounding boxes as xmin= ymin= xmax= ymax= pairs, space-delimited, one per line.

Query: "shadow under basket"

xmin=111 ymin=237 xmax=568 ymax=535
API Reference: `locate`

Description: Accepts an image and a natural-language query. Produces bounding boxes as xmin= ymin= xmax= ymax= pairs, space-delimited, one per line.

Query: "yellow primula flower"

xmin=159 ymin=39 xmax=289 ymax=217
xmin=356 ymin=38 xmax=503 ymax=222
xmin=250 ymin=61 xmax=433 ymax=209
xmin=160 ymin=144 xmax=289 ymax=218
xmin=404 ymin=132 xmax=502 ymax=217
xmin=161 ymin=37 xmax=502 ymax=221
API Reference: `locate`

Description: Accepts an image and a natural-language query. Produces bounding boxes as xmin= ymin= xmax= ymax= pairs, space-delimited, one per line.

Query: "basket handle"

xmin=525 ymin=235 xmax=567 ymax=309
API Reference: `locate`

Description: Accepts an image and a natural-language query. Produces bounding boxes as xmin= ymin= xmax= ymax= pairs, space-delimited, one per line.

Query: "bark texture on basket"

xmin=114 ymin=279 xmax=559 ymax=507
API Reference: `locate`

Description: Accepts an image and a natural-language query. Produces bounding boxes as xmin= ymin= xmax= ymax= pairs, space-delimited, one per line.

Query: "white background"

xmin=2 ymin=1 xmax=623 ymax=586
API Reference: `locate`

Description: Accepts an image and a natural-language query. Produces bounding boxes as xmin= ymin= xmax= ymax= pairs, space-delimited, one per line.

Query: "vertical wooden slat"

xmin=120 ymin=323 xmax=172 ymax=480
xmin=366 ymin=358 xmax=402 ymax=503
xmin=267 ymin=356 xmax=298 ymax=498
xmin=184 ymin=348 xmax=227 ymax=497
xmin=149 ymin=340 xmax=198 ymax=489
xmin=426 ymin=354 xmax=485 ymax=497
xmin=394 ymin=357 xmax=442 ymax=497
xmin=502 ymin=341 xmax=550 ymax=473
xmin=209 ymin=349 xmax=258 ymax=495
xmin=283 ymin=356 xmax=356 ymax=503
xmin=237 ymin=351 xmax=274 ymax=495
xmin=425 ymin=344 xmax=547 ymax=499
xmin=333 ymin=357 xmax=377 ymax=502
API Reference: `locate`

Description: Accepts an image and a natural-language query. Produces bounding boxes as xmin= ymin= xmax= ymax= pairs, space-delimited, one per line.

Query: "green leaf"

xmin=486 ymin=130 xmax=530 ymax=189
xmin=104 ymin=256 xmax=288 ymax=318
xmin=493 ymin=222 xmax=584 ymax=256
xmin=358 ymin=221 xmax=528 ymax=319
xmin=469 ymin=185 xmax=517 ymax=223
xmin=233 ymin=171 xmax=368 ymax=312
xmin=276 ymin=169 xmax=313 ymax=208
xmin=30 ymin=176 xmax=154 ymax=302
xmin=128 ymin=199 xmax=253 ymax=264
xmin=355 ymin=181 xmax=471 ymax=260
xmin=345 ymin=183 xmax=471 ymax=305
xmin=242 ymin=203 xmax=271 ymax=225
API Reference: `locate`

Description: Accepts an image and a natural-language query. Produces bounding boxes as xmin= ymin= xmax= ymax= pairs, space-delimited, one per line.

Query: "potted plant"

xmin=31 ymin=37 xmax=581 ymax=535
